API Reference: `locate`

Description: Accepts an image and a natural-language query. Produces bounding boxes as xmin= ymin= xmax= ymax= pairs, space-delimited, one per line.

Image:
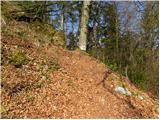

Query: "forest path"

xmin=1 ymin=37 xmax=158 ymax=118
xmin=45 ymin=46 xmax=158 ymax=118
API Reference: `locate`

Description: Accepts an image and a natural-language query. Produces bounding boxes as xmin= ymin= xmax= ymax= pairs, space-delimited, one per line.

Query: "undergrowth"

xmin=8 ymin=49 xmax=29 ymax=68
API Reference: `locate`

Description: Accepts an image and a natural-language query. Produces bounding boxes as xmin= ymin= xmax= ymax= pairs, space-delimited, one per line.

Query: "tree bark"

xmin=60 ymin=3 xmax=65 ymax=31
xmin=60 ymin=11 xmax=64 ymax=31
xmin=78 ymin=0 xmax=91 ymax=51
xmin=93 ymin=20 xmax=97 ymax=47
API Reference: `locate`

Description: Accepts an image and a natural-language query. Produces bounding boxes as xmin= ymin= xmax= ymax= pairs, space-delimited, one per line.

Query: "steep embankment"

xmin=1 ymin=1 xmax=158 ymax=118
xmin=1 ymin=34 xmax=159 ymax=119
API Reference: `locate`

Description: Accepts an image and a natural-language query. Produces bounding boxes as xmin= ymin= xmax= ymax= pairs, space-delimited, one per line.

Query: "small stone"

xmin=42 ymin=76 xmax=47 ymax=80
xmin=15 ymin=45 xmax=18 ymax=49
xmin=138 ymin=95 xmax=144 ymax=100
xmin=125 ymin=88 xmax=132 ymax=96
xmin=44 ymin=65 xmax=48 ymax=70
xmin=23 ymin=65 xmax=28 ymax=68
xmin=115 ymin=86 xmax=126 ymax=95
xmin=115 ymin=86 xmax=132 ymax=96
xmin=36 ymin=65 xmax=41 ymax=70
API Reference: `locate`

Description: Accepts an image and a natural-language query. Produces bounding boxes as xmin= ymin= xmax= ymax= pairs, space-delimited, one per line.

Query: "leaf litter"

xmin=1 ymin=35 xmax=159 ymax=119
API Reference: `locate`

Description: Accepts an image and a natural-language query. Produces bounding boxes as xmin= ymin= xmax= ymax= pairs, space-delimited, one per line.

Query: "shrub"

xmin=104 ymin=59 xmax=118 ymax=72
xmin=48 ymin=60 xmax=60 ymax=72
xmin=87 ymin=47 xmax=97 ymax=57
xmin=129 ymin=70 xmax=146 ymax=90
xmin=8 ymin=49 xmax=28 ymax=68
xmin=17 ymin=31 xmax=27 ymax=39
xmin=52 ymin=31 xmax=65 ymax=47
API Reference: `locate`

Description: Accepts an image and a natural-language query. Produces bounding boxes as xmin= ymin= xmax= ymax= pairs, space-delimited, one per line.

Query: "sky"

xmin=50 ymin=1 xmax=145 ymax=36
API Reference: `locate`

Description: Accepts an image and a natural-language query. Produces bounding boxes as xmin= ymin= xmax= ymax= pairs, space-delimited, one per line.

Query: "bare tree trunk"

xmin=77 ymin=11 xmax=81 ymax=37
xmin=78 ymin=0 xmax=91 ymax=51
xmin=60 ymin=5 xmax=64 ymax=31
xmin=60 ymin=13 xmax=64 ymax=31
xmin=93 ymin=20 xmax=97 ymax=47
xmin=115 ymin=10 xmax=119 ymax=54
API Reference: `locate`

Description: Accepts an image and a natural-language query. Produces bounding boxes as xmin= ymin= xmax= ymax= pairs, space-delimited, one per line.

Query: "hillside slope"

xmin=1 ymin=33 xmax=159 ymax=118
xmin=1 ymin=1 xmax=159 ymax=117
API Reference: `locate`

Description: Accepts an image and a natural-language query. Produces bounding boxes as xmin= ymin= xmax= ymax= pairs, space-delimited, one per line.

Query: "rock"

xmin=42 ymin=76 xmax=47 ymax=80
xmin=33 ymin=62 xmax=37 ymax=66
xmin=138 ymin=95 xmax=144 ymax=100
xmin=36 ymin=64 xmax=41 ymax=70
xmin=115 ymin=86 xmax=132 ymax=96
xmin=125 ymin=88 xmax=132 ymax=96
xmin=115 ymin=86 xmax=126 ymax=94
xmin=44 ymin=65 xmax=48 ymax=70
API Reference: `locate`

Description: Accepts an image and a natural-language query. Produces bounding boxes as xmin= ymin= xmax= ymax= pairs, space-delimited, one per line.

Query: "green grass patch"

xmin=48 ymin=60 xmax=60 ymax=72
xmin=26 ymin=95 xmax=34 ymax=102
xmin=8 ymin=49 xmax=29 ymax=68
xmin=0 ymin=105 xmax=8 ymax=114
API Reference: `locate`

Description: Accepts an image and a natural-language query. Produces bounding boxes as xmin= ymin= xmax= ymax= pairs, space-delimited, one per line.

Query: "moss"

xmin=0 ymin=105 xmax=8 ymax=114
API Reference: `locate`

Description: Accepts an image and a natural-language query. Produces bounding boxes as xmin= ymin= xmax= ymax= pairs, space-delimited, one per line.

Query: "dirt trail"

xmin=45 ymin=46 xmax=158 ymax=118
xmin=1 ymin=37 xmax=159 ymax=118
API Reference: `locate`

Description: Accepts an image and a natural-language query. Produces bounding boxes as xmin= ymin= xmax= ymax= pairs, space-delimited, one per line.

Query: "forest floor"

xmin=1 ymin=34 xmax=159 ymax=119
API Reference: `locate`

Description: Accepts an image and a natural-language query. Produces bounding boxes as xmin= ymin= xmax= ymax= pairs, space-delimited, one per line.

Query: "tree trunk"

xmin=77 ymin=10 xmax=81 ymax=37
xmin=93 ymin=20 xmax=97 ymax=47
xmin=60 ymin=6 xmax=64 ymax=31
xmin=78 ymin=0 xmax=91 ymax=51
